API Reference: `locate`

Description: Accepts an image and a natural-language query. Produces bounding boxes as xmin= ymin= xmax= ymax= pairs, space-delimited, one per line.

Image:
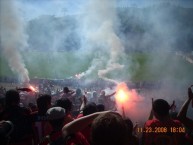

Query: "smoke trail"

xmin=96 ymin=21 xmax=125 ymax=81
xmin=79 ymin=58 xmax=104 ymax=78
xmin=0 ymin=0 xmax=29 ymax=83
xmin=79 ymin=0 xmax=125 ymax=82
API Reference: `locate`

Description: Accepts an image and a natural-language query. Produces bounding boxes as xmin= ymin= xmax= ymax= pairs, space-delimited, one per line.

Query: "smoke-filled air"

xmin=0 ymin=0 xmax=193 ymax=122
xmin=0 ymin=0 xmax=29 ymax=83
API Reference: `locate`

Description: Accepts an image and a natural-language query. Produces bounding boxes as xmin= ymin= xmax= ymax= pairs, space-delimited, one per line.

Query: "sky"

xmin=16 ymin=0 xmax=193 ymax=20
xmin=17 ymin=0 xmax=85 ymax=20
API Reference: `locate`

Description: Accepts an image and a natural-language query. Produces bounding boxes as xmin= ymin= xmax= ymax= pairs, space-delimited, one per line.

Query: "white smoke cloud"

xmin=78 ymin=0 xmax=126 ymax=82
xmin=0 ymin=0 xmax=29 ymax=83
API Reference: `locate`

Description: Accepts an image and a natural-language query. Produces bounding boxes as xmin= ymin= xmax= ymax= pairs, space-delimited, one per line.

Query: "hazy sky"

xmin=16 ymin=0 xmax=193 ymax=20
xmin=18 ymin=0 xmax=85 ymax=20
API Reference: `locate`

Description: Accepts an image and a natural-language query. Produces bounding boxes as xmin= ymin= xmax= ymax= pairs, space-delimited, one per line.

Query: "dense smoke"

xmin=15 ymin=0 xmax=193 ymax=83
xmin=0 ymin=0 xmax=193 ymax=120
xmin=0 ymin=0 xmax=29 ymax=83
xmin=78 ymin=0 xmax=127 ymax=82
xmin=78 ymin=0 xmax=192 ymax=120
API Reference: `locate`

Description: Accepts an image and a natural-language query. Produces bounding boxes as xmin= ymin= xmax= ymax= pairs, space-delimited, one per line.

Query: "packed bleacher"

xmin=0 ymin=80 xmax=193 ymax=145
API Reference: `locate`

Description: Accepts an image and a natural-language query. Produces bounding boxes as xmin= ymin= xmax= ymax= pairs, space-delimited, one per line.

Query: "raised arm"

xmin=79 ymin=95 xmax=87 ymax=112
xmin=106 ymin=92 xmax=116 ymax=98
xmin=69 ymin=90 xmax=75 ymax=95
xmin=177 ymin=86 xmax=193 ymax=129
xmin=62 ymin=111 xmax=110 ymax=137
xmin=148 ymin=98 xmax=154 ymax=120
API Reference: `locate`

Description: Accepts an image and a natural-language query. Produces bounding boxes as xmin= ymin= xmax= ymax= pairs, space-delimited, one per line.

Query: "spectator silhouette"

xmin=73 ymin=88 xmax=83 ymax=111
xmin=83 ymin=102 xmax=98 ymax=116
xmin=142 ymin=99 xmax=185 ymax=145
xmin=90 ymin=91 xmax=98 ymax=104
xmin=55 ymin=98 xmax=74 ymax=124
xmin=178 ymin=86 xmax=193 ymax=129
xmin=32 ymin=94 xmax=52 ymax=145
xmin=177 ymin=86 xmax=193 ymax=144
xmin=39 ymin=107 xmax=66 ymax=145
xmin=62 ymin=111 xmax=114 ymax=145
xmin=36 ymin=94 xmax=51 ymax=115
xmin=98 ymin=90 xmax=116 ymax=110
xmin=124 ymin=118 xmax=139 ymax=145
xmin=0 ymin=94 xmax=5 ymax=114
xmin=91 ymin=112 xmax=127 ymax=145
xmin=80 ymin=102 xmax=98 ymax=143
xmin=96 ymin=104 xmax=105 ymax=112
xmin=40 ymin=107 xmax=89 ymax=145
xmin=0 ymin=120 xmax=14 ymax=145
xmin=62 ymin=87 xmax=75 ymax=101
xmin=0 ymin=89 xmax=33 ymax=145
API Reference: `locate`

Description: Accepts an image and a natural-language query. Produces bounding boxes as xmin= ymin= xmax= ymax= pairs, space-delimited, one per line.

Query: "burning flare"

xmin=16 ymin=85 xmax=38 ymax=93
xmin=116 ymin=89 xmax=128 ymax=103
xmin=115 ymin=82 xmax=130 ymax=105
xmin=115 ymin=82 xmax=145 ymax=120
xmin=29 ymin=85 xmax=36 ymax=92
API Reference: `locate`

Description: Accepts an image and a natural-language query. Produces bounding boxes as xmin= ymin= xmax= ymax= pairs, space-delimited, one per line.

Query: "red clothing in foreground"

xmin=39 ymin=131 xmax=89 ymax=145
xmin=76 ymin=113 xmax=92 ymax=142
xmin=67 ymin=132 xmax=90 ymax=145
xmin=143 ymin=119 xmax=186 ymax=145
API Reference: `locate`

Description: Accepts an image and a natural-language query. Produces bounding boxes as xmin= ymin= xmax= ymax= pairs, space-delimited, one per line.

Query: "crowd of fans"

xmin=0 ymin=81 xmax=193 ymax=145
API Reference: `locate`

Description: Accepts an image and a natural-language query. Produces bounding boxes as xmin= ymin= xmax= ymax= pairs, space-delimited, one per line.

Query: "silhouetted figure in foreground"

xmin=0 ymin=90 xmax=33 ymax=145
xmin=142 ymin=99 xmax=185 ymax=145
xmin=178 ymin=86 xmax=193 ymax=144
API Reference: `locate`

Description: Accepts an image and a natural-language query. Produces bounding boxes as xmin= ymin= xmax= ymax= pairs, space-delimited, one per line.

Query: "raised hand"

xmin=188 ymin=85 xmax=193 ymax=100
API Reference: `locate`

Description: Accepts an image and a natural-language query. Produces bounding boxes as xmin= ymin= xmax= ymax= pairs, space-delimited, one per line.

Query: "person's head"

xmin=100 ymin=91 xmax=105 ymax=96
xmin=91 ymin=112 xmax=127 ymax=145
xmin=5 ymin=90 xmax=20 ymax=107
xmin=46 ymin=107 xmax=66 ymax=130
xmin=37 ymin=94 xmax=51 ymax=115
xmin=63 ymin=87 xmax=70 ymax=93
xmin=0 ymin=121 xmax=14 ymax=145
xmin=93 ymin=91 xmax=98 ymax=98
xmin=153 ymin=99 xmax=170 ymax=119
xmin=28 ymin=102 xmax=37 ymax=112
xmin=96 ymin=104 xmax=105 ymax=112
xmin=76 ymin=88 xmax=82 ymax=96
xmin=83 ymin=102 xmax=97 ymax=116
xmin=55 ymin=98 xmax=72 ymax=114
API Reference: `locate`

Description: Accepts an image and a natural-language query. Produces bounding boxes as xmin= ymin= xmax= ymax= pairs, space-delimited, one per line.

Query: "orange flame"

xmin=116 ymin=89 xmax=127 ymax=103
xmin=115 ymin=82 xmax=130 ymax=105
xmin=115 ymin=82 xmax=146 ymax=120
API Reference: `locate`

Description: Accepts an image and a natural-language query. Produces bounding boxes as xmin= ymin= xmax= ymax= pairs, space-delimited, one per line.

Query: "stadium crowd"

xmin=0 ymin=82 xmax=193 ymax=145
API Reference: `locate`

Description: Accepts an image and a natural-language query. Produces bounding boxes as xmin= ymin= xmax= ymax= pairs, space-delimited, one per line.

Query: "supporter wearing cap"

xmin=40 ymin=107 xmax=89 ymax=145
xmin=39 ymin=107 xmax=66 ymax=145
xmin=55 ymin=98 xmax=74 ymax=125
xmin=47 ymin=107 xmax=66 ymax=119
